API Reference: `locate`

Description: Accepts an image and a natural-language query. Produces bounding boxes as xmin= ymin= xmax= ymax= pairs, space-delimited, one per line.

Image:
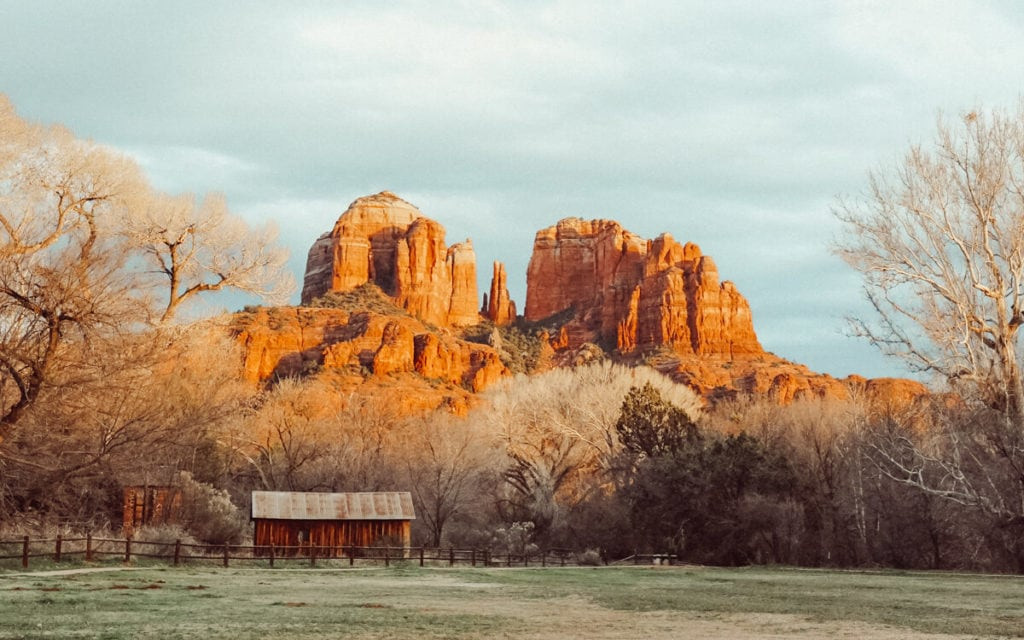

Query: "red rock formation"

xmin=301 ymin=192 xmax=479 ymax=327
xmin=523 ymin=217 xmax=926 ymax=407
xmin=249 ymin=205 xmax=928 ymax=413
xmin=230 ymin=306 xmax=507 ymax=413
xmin=483 ymin=261 xmax=516 ymax=326
xmin=525 ymin=218 xmax=761 ymax=357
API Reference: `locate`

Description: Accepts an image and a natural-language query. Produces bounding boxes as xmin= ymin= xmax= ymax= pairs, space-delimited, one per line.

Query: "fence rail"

xmin=0 ymin=535 xmax=621 ymax=571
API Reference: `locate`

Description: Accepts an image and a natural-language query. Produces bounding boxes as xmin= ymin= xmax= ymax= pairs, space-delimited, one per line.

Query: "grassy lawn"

xmin=1 ymin=564 xmax=1022 ymax=639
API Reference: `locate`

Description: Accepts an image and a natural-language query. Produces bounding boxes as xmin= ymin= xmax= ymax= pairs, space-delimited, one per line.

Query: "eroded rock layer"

xmin=231 ymin=306 xmax=507 ymax=414
xmin=301 ymin=192 xmax=479 ymax=327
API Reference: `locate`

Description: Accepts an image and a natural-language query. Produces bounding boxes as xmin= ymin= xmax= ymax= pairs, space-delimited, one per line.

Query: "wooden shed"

xmin=251 ymin=491 xmax=415 ymax=555
xmin=122 ymin=485 xmax=183 ymax=536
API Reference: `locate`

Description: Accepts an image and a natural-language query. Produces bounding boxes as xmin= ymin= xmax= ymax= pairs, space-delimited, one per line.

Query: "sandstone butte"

xmin=524 ymin=217 xmax=928 ymax=408
xmin=234 ymin=192 xmax=511 ymax=415
xmin=301 ymin=191 xmax=482 ymax=327
xmin=231 ymin=192 xmax=926 ymax=414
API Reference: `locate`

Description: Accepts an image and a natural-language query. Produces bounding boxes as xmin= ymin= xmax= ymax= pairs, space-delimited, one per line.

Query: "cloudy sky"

xmin=3 ymin=1 xmax=1024 ymax=380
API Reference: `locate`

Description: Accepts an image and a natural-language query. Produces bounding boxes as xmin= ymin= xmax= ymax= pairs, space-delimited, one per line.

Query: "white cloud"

xmin=123 ymin=145 xmax=261 ymax=195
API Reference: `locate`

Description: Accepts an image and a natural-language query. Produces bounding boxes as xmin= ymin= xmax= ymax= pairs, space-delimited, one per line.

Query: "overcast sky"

xmin=3 ymin=1 xmax=1024 ymax=380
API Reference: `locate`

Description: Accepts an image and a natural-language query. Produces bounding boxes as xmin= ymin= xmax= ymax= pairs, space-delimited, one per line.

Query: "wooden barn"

xmin=122 ymin=485 xmax=183 ymax=536
xmin=251 ymin=491 xmax=415 ymax=555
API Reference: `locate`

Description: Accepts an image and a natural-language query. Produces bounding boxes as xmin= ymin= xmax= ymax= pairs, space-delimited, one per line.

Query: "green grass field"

xmin=1 ymin=564 xmax=1022 ymax=639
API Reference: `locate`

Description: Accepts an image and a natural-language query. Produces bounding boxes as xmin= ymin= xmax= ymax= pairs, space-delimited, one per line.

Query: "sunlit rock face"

xmin=524 ymin=217 xmax=761 ymax=357
xmin=523 ymin=217 xmax=928 ymax=407
xmin=301 ymin=191 xmax=479 ymax=327
xmin=276 ymin=197 xmax=930 ymax=411
xmin=231 ymin=306 xmax=506 ymax=415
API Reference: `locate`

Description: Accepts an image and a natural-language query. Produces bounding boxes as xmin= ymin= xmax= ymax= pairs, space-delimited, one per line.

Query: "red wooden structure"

xmin=122 ymin=485 xmax=183 ymax=536
xmin=251 ymin=491 xmax=415 ymax=555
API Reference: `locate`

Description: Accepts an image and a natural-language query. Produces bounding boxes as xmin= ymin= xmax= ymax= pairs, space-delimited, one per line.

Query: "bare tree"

xmin=0 ymin=95 xmax=288 ymax=523
xmin=401 ymin=413 xmax=495 ymax=547
xmin=0 ymin=325 xmax=251 ymax=520
xmin=483 ymin=362 xmax=700 ymax=536
xmin=229 ymin=381 xmax=406 ymax=493
xmin=125 ymin=192 xmax=294 ymax=322
xmin=835 ymin=107 xmax=1024 ymax=423
xmin=0 ymin=96 xmax=149 ymax=440
xmin=835 ymin=105 xmax=1024 ymax=529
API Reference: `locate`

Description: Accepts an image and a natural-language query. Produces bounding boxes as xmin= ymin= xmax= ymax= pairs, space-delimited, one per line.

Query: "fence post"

xmin=506 ymin=552 xmax=511 ymax=567
xmin=349 ymin=546 xmax=354 ymax=566
xmin=124 ymin=536 xmax=132 ymax=565
xmin=560 ymin=553 xmax=565 ymax=567
xmin=541 ymin=550 xmax=546 ymax=568
xmin=524 ymin=551 xmax=528 ymax=567
xmin=55 ymin=535 xmax=62 ymax=563
xmin=471 ymin=549 xmax=476 ymax=567
xmin=449 ymin=547 xmax=454 ymax=567
xmin=310 ymin=545 xmax=316 ymax=568
xmin=86 ymin=533 xmax=93 ymax=562
xmin=269 ymin=543 xmax=275 ymax=568
xmin=21 ymin=535 xmax=29 ymax=569
xmin=223 ymin=544 xmax=229 ymax=568
xmin=419 ymin=547 xmax=424 ymax=567
xmin=173 ymin=540 xmax=181 ymax=567
xmin=384 ymin=546 xmax=389 ymax=568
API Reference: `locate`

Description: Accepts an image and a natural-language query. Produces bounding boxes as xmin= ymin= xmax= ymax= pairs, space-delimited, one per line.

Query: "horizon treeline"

xmin=5 ymin=355 xmax=1023 ymax=573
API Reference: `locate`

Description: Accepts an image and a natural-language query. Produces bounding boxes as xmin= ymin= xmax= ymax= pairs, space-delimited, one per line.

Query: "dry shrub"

xmin=133 ymin=524 xmax=200 ymax=557
xmin=176 ymin=471 xmax=248 ymax=546
xmin=576 ymin=549 xmax=603 ymax=566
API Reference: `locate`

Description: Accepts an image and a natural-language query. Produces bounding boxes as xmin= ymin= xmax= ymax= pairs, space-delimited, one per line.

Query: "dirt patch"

xmin=0 ymin=566 xmax=145 ymax=578
xmin=365 ymin=580 xmax=976 ymax=640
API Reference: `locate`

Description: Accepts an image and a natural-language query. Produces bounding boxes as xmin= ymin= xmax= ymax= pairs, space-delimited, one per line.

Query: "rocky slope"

xmin=232 ymin=295 xmax=506 ymax=414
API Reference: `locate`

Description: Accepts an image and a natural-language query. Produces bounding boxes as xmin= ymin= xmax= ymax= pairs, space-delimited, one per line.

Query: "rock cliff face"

xmin=301 ymin=192 xmax=479 ymax=327
xmin=525 ymin=218 xmax=761 ymax=357
xmin=523 ymin=217 xmax=928 ymax=406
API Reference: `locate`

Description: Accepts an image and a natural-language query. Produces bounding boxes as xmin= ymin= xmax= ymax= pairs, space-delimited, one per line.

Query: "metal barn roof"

xmin=251 ymin=491 xmax=415 ymax=521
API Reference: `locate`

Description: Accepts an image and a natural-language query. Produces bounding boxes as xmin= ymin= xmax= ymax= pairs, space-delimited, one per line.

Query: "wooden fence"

xmin=0 ymin=535 xmax=637 ymax=570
